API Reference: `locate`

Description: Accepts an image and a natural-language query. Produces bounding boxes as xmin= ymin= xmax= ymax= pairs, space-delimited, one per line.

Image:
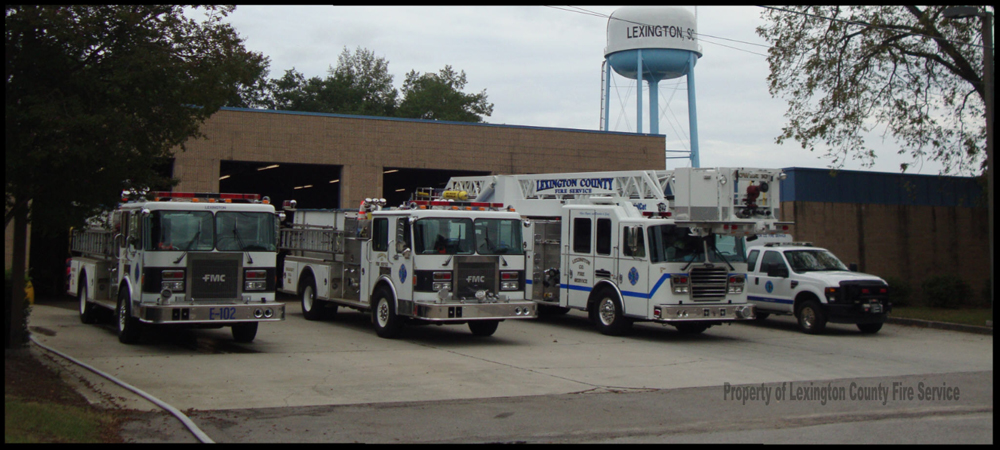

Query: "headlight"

xmin=501 ymin=281 xmax=519 ymax=291
xmin=244 ymin=269 xmax=267 ymax=291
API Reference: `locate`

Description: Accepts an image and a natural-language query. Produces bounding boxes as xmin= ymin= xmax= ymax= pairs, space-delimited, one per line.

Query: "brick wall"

xmin=173 ymin=109 xmax=666 ymax=206
xmin=782 ymin=201 xmax=989 ymax=302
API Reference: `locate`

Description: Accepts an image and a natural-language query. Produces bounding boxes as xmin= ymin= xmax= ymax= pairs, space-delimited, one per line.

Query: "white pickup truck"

xmin=744 ymin=241 xmax=890 ymax=334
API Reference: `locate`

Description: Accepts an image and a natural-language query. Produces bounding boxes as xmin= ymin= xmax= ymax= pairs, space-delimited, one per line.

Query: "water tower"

xmin=603 ymin=6 xmax=702 ymax=167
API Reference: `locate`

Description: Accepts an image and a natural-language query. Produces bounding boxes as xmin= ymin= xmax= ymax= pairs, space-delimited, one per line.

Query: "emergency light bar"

xmin=151 ymin=191 xmax=264 ymax=203
xmin=409 ymin=200 xmax=505 ymax=211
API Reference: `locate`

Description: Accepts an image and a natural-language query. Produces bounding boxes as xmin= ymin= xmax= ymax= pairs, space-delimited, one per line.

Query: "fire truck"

xmin=67 ymin=192 xmax=285 ymax=344
xmin=278 ymin=197 xmax=537 ymax=339
xmin=444 ymin=167 xmax=790 ymax=335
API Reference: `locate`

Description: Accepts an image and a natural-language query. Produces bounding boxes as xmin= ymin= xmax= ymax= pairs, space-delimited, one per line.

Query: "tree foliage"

xmin=5 ymin=5 xmax=269 ymax=232
xmin=757 ymin=6 xmax=989 ymax=174
xmin=244 ymin=48 xmax=492 ymax=123
xmin=397 ymin=65 xmax=494 ymax=122
xmin=260 ymin=46 xmax=397 ymax=116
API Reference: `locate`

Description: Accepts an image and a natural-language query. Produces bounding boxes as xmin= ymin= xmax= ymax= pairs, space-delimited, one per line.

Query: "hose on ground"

xmin=29 ymin=335 xmax=214 ymax=444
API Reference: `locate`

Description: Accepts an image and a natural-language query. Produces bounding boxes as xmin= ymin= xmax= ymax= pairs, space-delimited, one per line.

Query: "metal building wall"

xmin=779 ymin=167 xmax=988 ymax=303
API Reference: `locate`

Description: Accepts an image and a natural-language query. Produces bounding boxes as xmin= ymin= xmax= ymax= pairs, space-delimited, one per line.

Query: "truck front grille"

xmin=454 ymin=257 xmax=498 ymax=300
xmin=690 ymin=266 xmax=728 ymax=301
xmin=190 ymin=258 xmax=239 ymax=300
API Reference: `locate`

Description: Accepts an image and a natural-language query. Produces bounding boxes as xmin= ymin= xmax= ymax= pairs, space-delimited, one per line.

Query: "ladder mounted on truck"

xmin=445 ymin=167 xmax=791 ymax=235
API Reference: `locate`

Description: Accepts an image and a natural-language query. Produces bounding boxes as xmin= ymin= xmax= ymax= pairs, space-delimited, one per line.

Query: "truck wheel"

xmin=593 ymin=289 xmax=632 ymax=336
xmin=78 ymin=277 xmax=97 ymax=324
xmin=232 ymin=322 xmax=259 ymax=343
xmin=857 ymin=322 xmax=883 ymax=334
xmin=468 ymin=320 xmax=500 ymax=337
xmin=796 ymin=299 xmax=827 ymax=335
xmin=300 ymin=276 xmax=325 ymax=321
xmin=372 ymin=287 xmax=403 ymax=339
xmin=116 ymin=290 xmax=141 ymax=344
xmin=754 ymin=312 xmax=770 ymax=321
xmin=674 ymin=323 xmax=710 ymax=334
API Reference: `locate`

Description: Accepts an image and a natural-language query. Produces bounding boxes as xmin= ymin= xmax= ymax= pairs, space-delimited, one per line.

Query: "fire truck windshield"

xmin=148 ymin=211 xmax=215 ymax=251
xmin=474 ymin=219 xmax=524 ymax=255
xmin=216 ymin=212 xmax=278 ymax=252
xmin=413 ymin=217 xmax=524 ymax=256
xmin=646 ymin=225 xmax=747 ymax=264
xmin=147 ymin=210 xmax=276 ymax=252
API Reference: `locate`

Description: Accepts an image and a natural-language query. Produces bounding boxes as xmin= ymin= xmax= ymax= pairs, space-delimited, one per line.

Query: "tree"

xmin=397 ymin=65 xmax=494 ymax=122
xmin=261 ymin=47 xmax=398 ymax=117
xmin=756 ymin=6 xmax=989 ymax=174
xmin=5 ymin=5 xmax=267 ymax=347
xmin=333 ymin=46 xmax=398 ymax=117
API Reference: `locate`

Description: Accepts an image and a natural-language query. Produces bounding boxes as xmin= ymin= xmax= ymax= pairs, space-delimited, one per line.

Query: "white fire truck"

xmin=278 ymin=197 xmax=537 ymax=339
xmin=444 ymin=167 xmax=790 ymax=335
xmin=67 ymin=192 xmax=285 ymax=344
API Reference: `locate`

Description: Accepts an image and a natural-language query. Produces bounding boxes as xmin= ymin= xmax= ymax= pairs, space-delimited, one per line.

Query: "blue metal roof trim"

xmin=218 ymin=107 xmax=663 ymax=137
xmin=779 ymin=167 xmax=983 ymax=207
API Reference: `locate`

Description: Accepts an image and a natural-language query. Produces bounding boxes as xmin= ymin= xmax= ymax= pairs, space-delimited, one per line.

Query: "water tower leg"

xmin=649 ymin=78 xmax=659 ymax=135
xmin=636 ymin=49 xmax=643 ymax=134
xmin=687 ymin=52 xmax=700 ymax=168
xmin=604 ymin=60 xmax=611 ymax=132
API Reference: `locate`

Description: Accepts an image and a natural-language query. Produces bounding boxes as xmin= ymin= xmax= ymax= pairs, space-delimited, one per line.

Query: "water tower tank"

xmin=605 ymin=6 xmax=701 ymax=80
xmin=602 ymin=6 xmax=703 ymax=167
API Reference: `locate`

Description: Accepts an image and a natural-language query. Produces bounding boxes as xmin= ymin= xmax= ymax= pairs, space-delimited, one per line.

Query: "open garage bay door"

xmin=220 ymin=161 xmax=341 ymax=210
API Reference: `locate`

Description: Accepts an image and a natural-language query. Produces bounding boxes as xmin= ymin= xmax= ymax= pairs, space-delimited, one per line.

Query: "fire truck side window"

xmin=596 ymin=218 xmax=611 ymax=255
xmin=372 ymin=218 xmax=389 ymax=252
xmin=573 ymin=217 xmax=591 ymax=254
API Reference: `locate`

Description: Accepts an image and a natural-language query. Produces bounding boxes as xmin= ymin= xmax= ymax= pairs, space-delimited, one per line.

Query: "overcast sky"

xmin=221 ymin=5 xmax=958 ymax=176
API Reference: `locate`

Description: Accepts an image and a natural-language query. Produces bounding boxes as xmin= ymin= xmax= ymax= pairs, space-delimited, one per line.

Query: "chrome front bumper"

xmin=137 ymin=302 xmax=286 ymax=324
xmin=651 ymin=304 xmax=755 ymax=322
xmin=406 ymin=300 xmax=537 ymax=321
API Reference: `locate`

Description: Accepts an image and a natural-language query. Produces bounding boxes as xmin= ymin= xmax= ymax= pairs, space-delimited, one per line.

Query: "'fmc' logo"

xmin=203 ymin=274 xmax=226 ymax=283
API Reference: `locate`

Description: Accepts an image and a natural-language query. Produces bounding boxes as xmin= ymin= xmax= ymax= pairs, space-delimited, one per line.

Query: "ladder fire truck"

xmin=67 ymin=192 xmax=285 ymax=344
xmin=444 ymin=167 xmax=791 ymax=335
xmin=278 ymin=197 xmax=537 ymax=339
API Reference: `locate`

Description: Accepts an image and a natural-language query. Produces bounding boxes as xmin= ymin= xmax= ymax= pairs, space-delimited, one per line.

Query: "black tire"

xmin=538 ymin=304 xmax=571 ymax=316
xmin=674 ymin=323 xmax=710 ymax=334
xmin=796 ymin=299 xmax=828 ymax=335
xmin=468 ymin=320 xmax=500 ymax=336
xmin=371 ymin=287 xmax=403 ymax=339
xmin=754 ymin=312 xmax=770 ymax=321
xmin=116 ymin=289 xmax=142 ymax=344
xmin=592 ymin=289 xmax=632 ymax=336
xmin=300 ymin=275 xmax=326 ymax=321
xmin=78 ymin=276 xmax=97 ymax=324
xmin=232 ymin=322 xmax=259 ymax=343
xmin=857 ymin=322 xmax=883 ymax=334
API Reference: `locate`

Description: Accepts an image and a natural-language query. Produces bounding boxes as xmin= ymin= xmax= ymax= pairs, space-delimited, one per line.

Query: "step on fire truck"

xmin=277 ymin=197 xmax=537 ymax=339
xmin=444 ymin=167 xmax=791 ymax=335
xmin=67 ymin=192 xmax=286 ymax=344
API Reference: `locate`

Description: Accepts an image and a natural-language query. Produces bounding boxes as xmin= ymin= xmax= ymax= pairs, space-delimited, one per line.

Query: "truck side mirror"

xmin=627 ymin=226 xmax=639 ymax=255
xmin=766 ymin=264 xmax=789 ymax=278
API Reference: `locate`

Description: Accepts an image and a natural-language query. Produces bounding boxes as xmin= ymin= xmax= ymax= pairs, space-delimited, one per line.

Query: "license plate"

xmin=870 ymin=303 xmax=882 ymax=314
